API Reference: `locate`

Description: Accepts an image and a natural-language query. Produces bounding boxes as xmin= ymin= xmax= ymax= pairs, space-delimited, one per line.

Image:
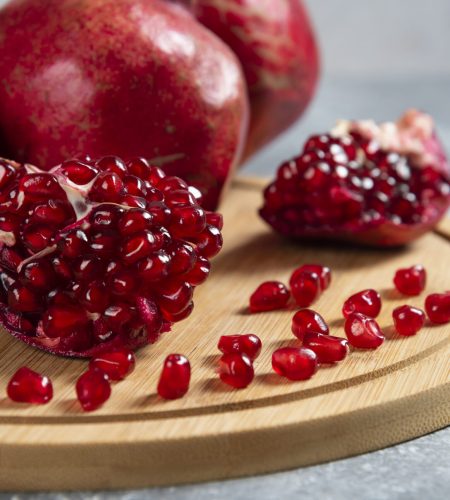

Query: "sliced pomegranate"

xmin=0 ymin=156 xmax=223 ymax=357
xmin=392 ymin=305 xmax=425 ymax=336
xmin=425 ymin=292 xmax=450 ymax=324
xmin=249 ymin=281 xmax=290 ymax=312
xmin=393 ymin=265 xmax=426 ymax=296
xmin=344 ymin=313 xmax=385 ymax=349
xmin=157 ymin=354 xmax=191 ymax=400
xmin=218 ymin=334 xmax=262 ymax=361
xmin=7 ymin=367 xmax=53 ymax=404
xmin=260 ymin=110 xmax=450 ymax=246
xmin=342 ymin=289 xmax=382 ymax=318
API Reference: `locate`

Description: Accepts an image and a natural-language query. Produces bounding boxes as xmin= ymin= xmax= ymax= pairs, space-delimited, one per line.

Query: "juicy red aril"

xmin=272 ymin=347 xmax=318 ymax=381
xmin=7 ymin=367 xmax=53 ymax=404
xmin=218 ymin=353 xmax=254 ymax=389
xmin=342 ymin=289 xmax=381 ymax=318
xmin=184 ymin=255 xmax=210 ymax=286
xmin=290 ymin=270 xmax=321 ymax=307
xmin=218 ymin=334 xmax=262 ymax=361
xmin=194 ymin=225 xmax=223 ymax=258
xmin=60 ymin=160 xmax=97 ymax=184
xmin=249 ymin=281 xmax=290 ymax=312
xmin=425 ymin=292 xmax=450 ymax=324
xmin=157 ymin=354 xmax=191 ymax=400
xmin=393 ymin=265 xmax=426 ymax=296
xmin=393 ymin=305 xmax=425 ymax=336
xmin=291 ymin=308 xmax=329 ymax=341
xmin=90 ymin=348 xmax=136 ymax=381
xmin=76 ymin=368 xmax=111 ymax=411
xmin=303 ymin=333 xmax=349 ymax=364
xmin=290 ymin=264 xmax=331 ymax=290
xmin=344 ymin=312 xmax=385 ymax=349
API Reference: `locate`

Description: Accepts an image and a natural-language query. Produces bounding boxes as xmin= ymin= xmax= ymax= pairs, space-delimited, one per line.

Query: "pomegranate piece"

xmin=342 ymin=289 xmax=382 ymax=318
xmin=272 ymin=347 xmax=318 ymax=381
xmin=393 ymin=265 xmax=426 ymax=296
xmin=393 ymin=305 xmax=425 ymax=336
xmin=425 ymin=292 xmax=450 ymax=324
xmin=344 ymin=313 xmax=385 ymax=349
xmin=260 ymin=110 xmax=450 ymax=247
xmin=157 ymin=354 xmax=191 ymax=400
xmin=89 ymin=348 xmax=136 ymax=381
xmin=218 ymin=353 xmax=254 ymax=389
xmin=249 ymin=281 xmax=290 ymax=313
xmin=291 ymin=309 xmax=329 ymax=341
xmin=7 ymin=367 xmax=53 ymax=404
xmin=303 ymin=333 xmax=349 ymax=364
xmin=76 ymin=368 xmax=111 ymax=412
xmin=218 ymin=334 xmax=262 ymax=361
xmin=0 ymin=157 xmax=223 ymax=357
xmin=290 ymin=264 xmax=331 ymax=290
xmin=290 ymin=270 xmax=321 ymax=307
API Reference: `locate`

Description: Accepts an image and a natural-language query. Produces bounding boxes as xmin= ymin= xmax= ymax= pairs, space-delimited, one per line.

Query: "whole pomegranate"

xmin=0 ymin=0 xmax=249 ymax=210
xmin=260 ymin=110 xmax=450 ymax=246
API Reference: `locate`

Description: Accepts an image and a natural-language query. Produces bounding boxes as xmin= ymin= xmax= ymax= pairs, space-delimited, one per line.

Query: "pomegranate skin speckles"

xmin=344 ymin=313 xmax=385 ymax=349
xmin=7 ymin=367 xmax=53 ymax=404
xmin=425 ymin=292 xmax=450 ymax=324
xmin=218 ymin=353 xmax=254 ymax=389
xmin=290 ymin=264 xmax=331 ymax=290
xmin=218 ymin=334 xmax=262 ymax=361
xmin=272 ymin=347 xmax=318 ymax=381
xmin=303 ymin=333 xmax=349 ymax=364
xmin=290 ymin=271 xmax=321 ymax=308
xmin=157 ymin=354 xmax=191 ymax=400
xmin=393 ymin=265 xmax=426 ymax=296
xmin=342 ymin=289 xmax=381 ymax=318
xmin=393 ymin=305 xmax=425 ymax=336
xmin=249 ymin=281 xmax=290 ymax=313
xmin=76 ymin=368 xmax=111 ymax=412
xmin=291 ymin=309 xmax=329 ymax=341
xmin=89 ymin=348 xmax=136 ymax=381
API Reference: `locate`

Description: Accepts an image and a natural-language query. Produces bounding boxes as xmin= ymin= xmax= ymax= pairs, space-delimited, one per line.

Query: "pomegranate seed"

xmin=249 ymin=281 xmax=290 ymax=312
xmin=218 ymin=353 xmax=254 ymax=389
xmin=43 ymin=305 xmax=89 ymax=337
xmin=272 ymin=347 xmax=318 ymax=381
xmin=393 ymin=305 xmax=425 ymax=336
xmin=303 ymin=333 xmax=349 ymax=364
xmin=90 ymin=348 xmax=136 ymax=381
xmin=89 ymin=172 xmax=124 ymax=202
xmin=137 ymin=251 xmax=171 ymax=281
xmin=184 ymin=255 xmax=210 ymax=285
xmin=425 ymin=292 xmax=450 ymax=324
xmin=157 ymin=354 xmax=191 ymax=400
xmin=342 ymin=289 xmax=381 ymax=318
xmin=218 ymin=334 xmax=262 ymax=361
xmin=290 ymin=270 xmax=321 ymax=307
xmin=194 ymin=225 xmax=223 ymax=258
xmin=344 ymin=312 xmax=385 ymax=349
xmin=19 ymin=259 xmax=56 ymax=290
xmin=60 ymin=160 xmax=98 ymax=184
xmin=7 ymin=367 xmax=53 ymax=404
xmin=118 ymin=209 xmax=153 ymax=236
xmin=290 ymin=264 xmax=331 ymax=290
xmin=95 ymin=156 xmax=128 ymax=178
xmin=76 ymin=368 xmax=111 ymax=412
xmin=171 ymin=205 xmax=206 ymax=236
xmin=8 ymin=284 xmax=41 ymax=312
xmin=291 ymin=309 xmax=329 ymax=340
xmin=393 ymin=265 xmax=426 ymax=296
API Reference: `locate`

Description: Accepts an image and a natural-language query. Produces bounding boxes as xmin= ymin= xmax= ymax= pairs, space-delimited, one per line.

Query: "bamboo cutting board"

xmin=0 ymin=178 xmax=448 ymax=491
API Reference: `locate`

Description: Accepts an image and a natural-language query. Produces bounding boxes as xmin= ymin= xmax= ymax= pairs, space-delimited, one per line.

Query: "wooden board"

xmin=0 ymin=178 xmax=448 ymax=491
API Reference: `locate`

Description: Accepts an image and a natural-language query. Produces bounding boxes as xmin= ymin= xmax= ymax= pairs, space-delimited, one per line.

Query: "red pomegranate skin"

xmin=188 ymin=0 xmax=320 ymax=159
xmin=0 ymin=0 xmax=249 ymax=210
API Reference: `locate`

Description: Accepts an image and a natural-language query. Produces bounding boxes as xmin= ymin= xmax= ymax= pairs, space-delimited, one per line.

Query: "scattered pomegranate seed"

xmin=76 ymin=368 xmax=111 ymax=412
xmin=218 ymin=353 xmax=254 ymax=389
xmin=393 ymin=265 xmax=426 ymax=296
xmin=291 ymin=308 xmax=329 ymax=340
xmin=157 ymin=354 xmax=191 ymax=400
xmin=425 ymin=292 xmax=450 ymax=324
xmin=249 ymin=281 xmax=290 ymax=312
xmin=290 ymin=264 xmax=331 ymax=290
xmin=7 ymin=367 xmax=53 ymax=404
xmin=344 ymin=312 xmax=385 ymax=349
xmin=392 ymin=305 xmax=425 ymax=336
xmin=272 ymin=347 xmax=318 ymax=381
xmin=342 ymin=289 xmax=381 ymax=318
xmin=303 ymin=333 xmax=349 ymax=364
xmin=290 ymin=270 xmax=321 ymax=307
xmin=89 ymin=348 xmax=136 ymax=381
xmin=218 ymin=334 xmax=262 ymax=361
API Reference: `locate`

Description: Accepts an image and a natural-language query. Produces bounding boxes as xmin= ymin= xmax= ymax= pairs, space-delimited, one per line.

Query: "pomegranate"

xmin=0 ymin=156 xmax=223 ymax=357
xmin=260 ymin=110 xmax=450 ymax=246
xmin=0 ymin=0 xmax=249 ymax=210
xmin=187 ymin=0 xmax=320 ymax=158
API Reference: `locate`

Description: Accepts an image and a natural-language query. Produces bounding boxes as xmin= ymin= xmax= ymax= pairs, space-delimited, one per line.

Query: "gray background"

xmin=0 ymin=0 xmax=449 ymax=498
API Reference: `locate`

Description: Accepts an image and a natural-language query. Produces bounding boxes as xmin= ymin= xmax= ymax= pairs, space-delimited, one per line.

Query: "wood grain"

xmin=0 ymin=178 xmax=448 ymax=490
